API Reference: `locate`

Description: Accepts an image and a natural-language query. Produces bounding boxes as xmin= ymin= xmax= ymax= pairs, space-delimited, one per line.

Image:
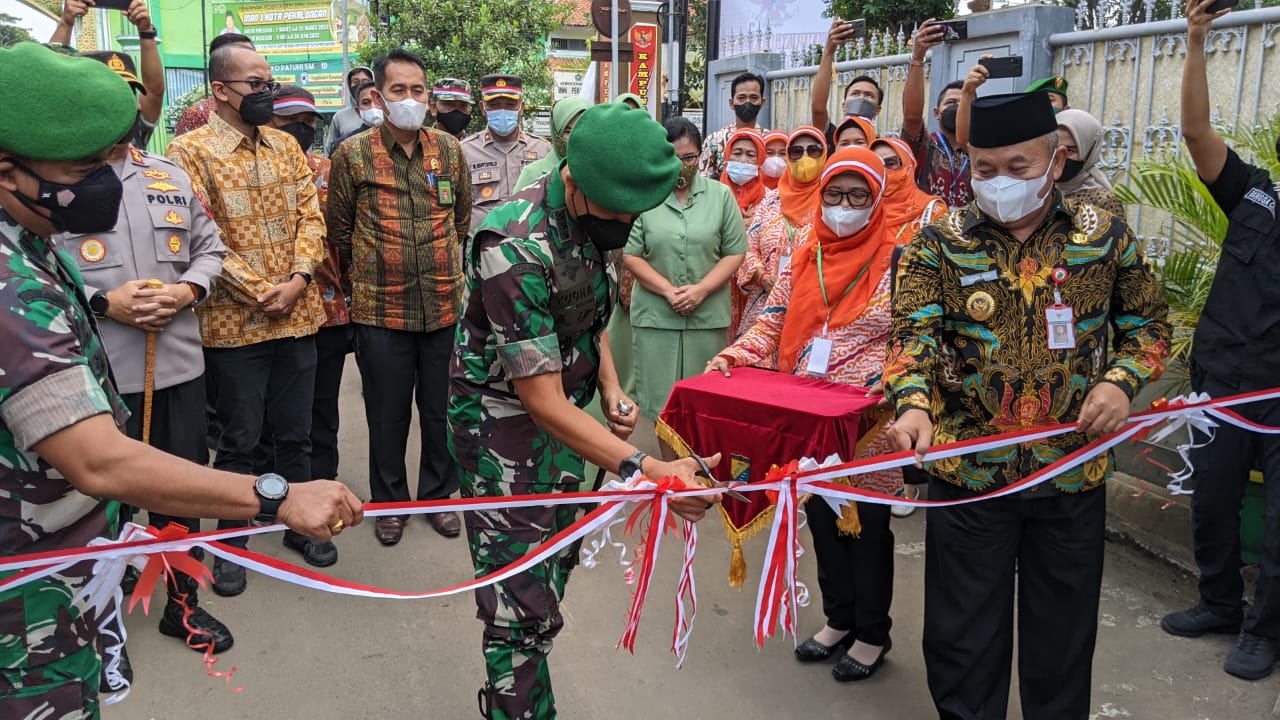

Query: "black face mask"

xmin=281 ymin=122 xmax=316 ymax=152
xmin=1059 ymin=158 xmax=1085 ymax=183
xmin=235 ymin=89 xmax=275 ymax=126
xmin=939 ymin=106 xmax=958 ymax=134
xmin=436 ymin=109 xmax=471 ymax=136
xmin=734 ymin=102 xmax=762 ymax=124
xmin=578 ymin=213 xmax=633 ymax=251
xmin=7 ymin=160 xmax=123 ymax=234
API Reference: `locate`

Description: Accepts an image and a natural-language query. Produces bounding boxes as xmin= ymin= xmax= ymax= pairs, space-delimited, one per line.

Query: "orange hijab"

xmin=874 ymin=137 xmax=945 ymax=241
xmin=720 ymin=128 xmax=767 ymax=216
xmin=778 ymin=147 xmax=896 ymax=374
xmin=833 ymin=115 xmax=877 ymax=148
xmin=776 ymin=126 xmax=828 ymax=227
xmin=761 ymin=130 xmax=789 ymax=191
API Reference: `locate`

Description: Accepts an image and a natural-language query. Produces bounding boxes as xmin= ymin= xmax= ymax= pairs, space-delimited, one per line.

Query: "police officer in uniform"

xmin=1159 ymin=0 xmax=1280 ymax=681
xmin=58 ymin=50 xmax=234 ymax=656
xmin=459 ymin=73 xmax=551 ymax=233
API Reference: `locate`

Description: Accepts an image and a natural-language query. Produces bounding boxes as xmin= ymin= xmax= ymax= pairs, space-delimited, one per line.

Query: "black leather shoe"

xmin=1225 ymin=631 xmax=1278 ymax=680
xmin=1160 ymin=605 xmax=1243 ymax=638
xmin=283 ymin=530 xmax=338 ymax=567
xmin=211 ymin=558 xmax=246 ymax=597
xmin=794 ymin=631 xmax=853 ymax=662
xmin=158 ymin=600 xmax=234 ymax=654
xmin=833 ymin=638 xmax=892 ymax=682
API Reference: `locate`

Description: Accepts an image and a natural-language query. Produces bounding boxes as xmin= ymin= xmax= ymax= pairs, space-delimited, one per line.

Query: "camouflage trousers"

xmin=0 ymin=643 xmax=100 ymax=719
xmin=460 ymin=464 xmax=583 ymax=720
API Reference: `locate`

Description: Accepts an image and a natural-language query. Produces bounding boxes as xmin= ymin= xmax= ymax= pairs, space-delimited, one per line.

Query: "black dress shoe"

xmin=1224 ymin=631 xmax=1278 ymax=680
xmin=158 ymin=600 xmax=235 ymax=654
xmin=794 ymin=631 xmax=853 ymax=662
xmin=211 ymin=558 xmax=246 ymax=597
xmin=283 ymin=530 xmax=338 ymax=567
xmin=833 ymin=638 xmax=892 ymax=682
xmin=1160 ymin=605 xmax=1243 ymax=638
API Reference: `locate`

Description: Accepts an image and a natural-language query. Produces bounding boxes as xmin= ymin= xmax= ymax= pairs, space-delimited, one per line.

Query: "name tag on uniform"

xmin=1046 ymin=304 xmax=1076 ymax=350
xmin=960 ymin=269 xmax=998 ymax=287
xmin=806 ymin=335 xmax=834 ymax=376
xmin=438 ymin=177 xmax=454 ymax=206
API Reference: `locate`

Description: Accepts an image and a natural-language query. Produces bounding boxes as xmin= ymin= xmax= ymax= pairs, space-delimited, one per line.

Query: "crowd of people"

xmin=0 ymin=0 xmax=1277 ymax=718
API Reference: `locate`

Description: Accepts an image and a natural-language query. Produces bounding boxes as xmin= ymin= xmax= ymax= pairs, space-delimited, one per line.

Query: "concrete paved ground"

xmin=106 ymin=363 xmax=1279 ymax=719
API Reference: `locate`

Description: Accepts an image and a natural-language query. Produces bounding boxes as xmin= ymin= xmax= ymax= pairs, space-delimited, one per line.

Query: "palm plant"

xmin=1225 ymin=111 xmax=1280 ymax=182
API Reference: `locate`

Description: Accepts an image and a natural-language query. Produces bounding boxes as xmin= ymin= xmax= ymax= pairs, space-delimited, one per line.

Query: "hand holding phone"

xmin=978 ymin=55 xmax=1024 ymax=79
xmin=95 ymin=0 xmax=132 ymax=10
xmin=934 ymin=20 xmax=969 ymax=41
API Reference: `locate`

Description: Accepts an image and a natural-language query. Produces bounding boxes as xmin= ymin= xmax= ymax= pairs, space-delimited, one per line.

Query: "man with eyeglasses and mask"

xmin=167 ymin=42 xmax=330 ymax=596
xmin=886 ymin=91 xmax=1169 ymax=719
xmin=53 ymin=48 xmax=234 ymax=671
xmin=0 ymin=43 xmax=362 ymax=717
xmin=700 ymin=71 xmax=768 ymax=179
xmin=449 ymin=103 xmax=722 ymax=720
xmin=460 ymin=73 xmax=551 ymax=234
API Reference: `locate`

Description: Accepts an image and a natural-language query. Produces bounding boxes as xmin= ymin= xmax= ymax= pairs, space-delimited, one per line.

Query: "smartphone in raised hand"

xmin=934 ymin=20 xmax=969 ymax=41
xmin=979 ymin=55 xmax=1024 ymax=79
xmin=95 ymin=0 xmax=133 ymax=10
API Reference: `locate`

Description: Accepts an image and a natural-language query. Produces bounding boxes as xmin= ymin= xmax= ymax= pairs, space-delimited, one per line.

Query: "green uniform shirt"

xmin=624 ymin=173 xmax=748 ymax=330
xmin=0 ymin=213 xmax=128 ymax=671
xmin=447 ymin=172 xmax=618 ymax=484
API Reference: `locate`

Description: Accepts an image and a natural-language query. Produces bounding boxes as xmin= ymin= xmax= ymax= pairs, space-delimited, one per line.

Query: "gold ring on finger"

xmin=329 ymin=519 xmax=344 ymax=533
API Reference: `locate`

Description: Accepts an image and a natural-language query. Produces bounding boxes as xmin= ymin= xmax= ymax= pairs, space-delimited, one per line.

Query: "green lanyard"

xmin=815 ymin=242 xmax=873 ymax=330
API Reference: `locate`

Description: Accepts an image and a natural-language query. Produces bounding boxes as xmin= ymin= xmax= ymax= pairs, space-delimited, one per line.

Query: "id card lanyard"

xmin=805 ymin=242 xmax=872 ymax=377
xmin=778 ymin=219 xmax=797 ymax=273
xmin=1046 ymin=266 xmax=1075 ymax=351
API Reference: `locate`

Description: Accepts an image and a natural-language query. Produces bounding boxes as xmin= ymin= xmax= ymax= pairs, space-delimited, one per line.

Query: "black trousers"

xmin=205 ymin=336 xmax=317 ymax=548
xmin=122 ymin=376 xmax=208 ymax=536
xmin=310 ymin=324 xmax=353 ymax=480
xmin=924 ymin=479 xmax=1105 ymax=720
xmin=805 ymin=496 xmax=893 ymax=645
xmin=1190 ymin=366 xmax=1280 ymax=637
xmin=353 ymin=324 xmax=458 ymax=503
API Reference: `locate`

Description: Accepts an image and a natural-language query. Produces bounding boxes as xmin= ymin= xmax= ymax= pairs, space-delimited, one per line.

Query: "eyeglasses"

xmin=223 ymin=78 xmax=281 ymax=95
xmin=678 ymin=153 xmax=699 ymax=165
xmin=788 ymin=144 xmax=825 ymax=161
xmin=881 ymin=156 xmax=903 ymax=170
xmin=822 ymin=188 xmax=874 ymax=207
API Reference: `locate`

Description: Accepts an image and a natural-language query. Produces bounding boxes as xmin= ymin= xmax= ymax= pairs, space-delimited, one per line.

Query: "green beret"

xmin=566 ymin=104 xmax=679 ymax=215
xmin=0 ymin=43 xmax=139 ymax=160
xmin=1024 ymin=76 xmax=1069 ymax=98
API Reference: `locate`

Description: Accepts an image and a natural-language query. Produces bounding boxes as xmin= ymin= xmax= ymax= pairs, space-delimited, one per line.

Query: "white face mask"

xmin=761 ymin=156 xmax=787 ymax=178
xmin=972 ymin=165 xmax=1053 ymax=224
xmin=360 ymin=107 xmax=384 ymax=127
xmin=821 ymin=204 xmax=873 ymax=237
xmin=385 ymin=98 xmax=428 ymax=130
xmin=725 ymin=161 xmax=759 ymax=185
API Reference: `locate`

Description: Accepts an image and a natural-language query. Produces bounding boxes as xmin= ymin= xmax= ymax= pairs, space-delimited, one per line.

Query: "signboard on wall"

xmin=271 ymin=59 xmax=345 ymax=110
xmin=554 ymin=69 xmax=587 ymax=99
xmin=210 ymin=0 xmax=370 ymax=55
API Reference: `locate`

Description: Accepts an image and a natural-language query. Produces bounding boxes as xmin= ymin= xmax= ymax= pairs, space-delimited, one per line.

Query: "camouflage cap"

xmin=0 ymin=43 xmax=138 ymax=160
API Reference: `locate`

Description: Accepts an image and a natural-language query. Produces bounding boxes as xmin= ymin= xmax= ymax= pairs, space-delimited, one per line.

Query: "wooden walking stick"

xmin=141 ymin=279 xmax=163 ymax=445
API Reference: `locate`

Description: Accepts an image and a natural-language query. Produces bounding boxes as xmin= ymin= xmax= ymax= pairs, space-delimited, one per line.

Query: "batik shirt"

xmin=885 ymin=194 xmax=1170 ymax=494
xmin=448 ymin=173 xmax=618 ymax=485
xmin=0 ymin=215 xmax=129 ymax=671
xmin=903 ymin=129 xmax=973 ymax=209
xmin=307 ymin=153 xmax=349 ymax=328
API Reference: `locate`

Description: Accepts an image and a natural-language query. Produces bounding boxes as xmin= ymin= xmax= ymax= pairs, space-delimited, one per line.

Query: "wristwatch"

xmin=138 ymin=29 xmax=158 ymax=40
xmin=89 ymin=291 xmax=110 ymax=318
xmin=618 ymin=450 xmax=649 ymax=480
xmin=252 ymin=473 xmax=290 ymax=525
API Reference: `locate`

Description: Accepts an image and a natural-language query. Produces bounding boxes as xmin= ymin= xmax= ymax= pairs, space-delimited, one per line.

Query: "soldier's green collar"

xmin=547 ymin=159 xmax=568 ymax=212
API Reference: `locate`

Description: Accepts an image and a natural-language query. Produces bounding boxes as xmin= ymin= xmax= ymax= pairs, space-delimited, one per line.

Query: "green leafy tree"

xmin=823 ymin=0 xmax=953 ymax=37
xmin=359 ymin=0 xmax=569 ymax=115
xmin=0 ymin=13 xmax=34 ymax=47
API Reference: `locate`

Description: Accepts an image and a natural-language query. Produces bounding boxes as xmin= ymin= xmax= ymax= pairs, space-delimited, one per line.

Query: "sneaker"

xmin=158 ymin=601 xmax=234 ymax=654
xmin=1224 ymin=630 xmax=1278 ymax=680
xmin=1160 ymin=605 xmax=1242 ymax=638
xmin=890 ymin=486 xmax=918 ymax=518
xmin=211 ymin=558 xmax=246 ymax=597
xmin=283 ymin=530 xmax=338 ymax=567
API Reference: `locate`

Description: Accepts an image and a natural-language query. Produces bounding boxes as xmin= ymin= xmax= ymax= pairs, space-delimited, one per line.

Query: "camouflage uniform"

xmin=0 ymin=214 xmax=130 ymax=718
xmin=448 ymin=169 xmax=617 ymax=720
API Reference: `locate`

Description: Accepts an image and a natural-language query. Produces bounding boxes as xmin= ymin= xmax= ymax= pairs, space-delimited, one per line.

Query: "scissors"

xmin=691 ymin=453 xmax=750 ymax=503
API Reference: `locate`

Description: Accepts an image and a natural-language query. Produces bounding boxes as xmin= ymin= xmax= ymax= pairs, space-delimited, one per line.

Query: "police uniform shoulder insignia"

xmin=80 ymin=238 xmax=106 ymax=263
xmin=167 ymin=234 xmax=182 ymax=254
xmin=147 ymin=181 xmax=179 ymax=193
xmin=524 ymin=151 xmax=537 ymax=160
xmin=141 ymin=170 xmax=172 ymax=180
xmin=163 ymin=210 xmax=183 ymax=224
xmin=129 ymin=146 xmax=146 ymax=165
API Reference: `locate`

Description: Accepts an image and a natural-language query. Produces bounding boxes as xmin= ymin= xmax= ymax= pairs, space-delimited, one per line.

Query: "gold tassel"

xmin=836 ymin=501 xmax=862 ymax=537
xmin=728 ymin=537 xmax=747 ymax=589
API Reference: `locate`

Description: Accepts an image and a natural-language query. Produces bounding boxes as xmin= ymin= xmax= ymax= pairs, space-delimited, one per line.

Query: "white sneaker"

xmin=890 ymin=486 xmax=919 ymax=518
